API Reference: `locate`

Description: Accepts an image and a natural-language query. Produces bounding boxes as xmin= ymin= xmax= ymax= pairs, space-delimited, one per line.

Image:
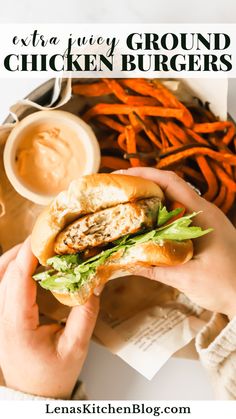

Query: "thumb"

xmin=57 ymin=295 xmax=100 ymax=358
xmin=0 ymin=244 xmax=21 ymax=280
xmin=135 ymin=263 xmax=193 ymax=291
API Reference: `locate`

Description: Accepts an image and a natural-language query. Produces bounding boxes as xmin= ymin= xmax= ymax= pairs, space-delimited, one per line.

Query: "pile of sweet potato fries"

xmin=73 ymin=78 xmax=236 ymax=214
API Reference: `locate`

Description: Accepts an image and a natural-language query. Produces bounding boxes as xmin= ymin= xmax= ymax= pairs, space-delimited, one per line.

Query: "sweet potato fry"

xmin=157 ymin=146 xmax=236 ymax=168
xmin=220 ymin=165 xmax=235 ymax=213
xmin=73 ymin=82 xmax=111 ymax=96
xmin=159 ymin=122 xmax=182 ymax=147
xmin=194 ymin=121 xmax=236 ymax=145
xmin=100 ymin=156 xmax=130 ymax=170
xmin=117 ymin=114 xmax=129 ymax=125
xmin=125 ymin=126 xmax=141 ymax=167
xmin=96 ymin=115 xmax=124 ymax=133
xmin=117 ymin=132 xmax=127 ymax=151
xmin=121 ymin=78 xmax=193 ymax=127
xmin=103 ymin=79 xmax=158 ymax=106
xmin=77 ymin=78 xmax=235 ymax=213
xmin=159 ymin=124 xmax=169 ymax=149
xmin=165 ymin=121 xmax=189 ymax=144
xmin=223 ymin=123 xmax=236 ymax=145
xmin=196 ymin=156 xmax=218 ymax=200
xmin=211 ymin=162 xmax=236 ymax=192
xmin=186 ymin=129 xmax=209 ymax=145
xmin=213 ymin=184 xmax=227 ymax=208
xmin=220 ymin=188 xmax=235 ymax=214
xmin=83 ymin=103 xmax=187 ymax=123
xmin=132 ymin=114 xmax=162 ymax=149
xmin=194 ymin=121 xmax=233 ymax=133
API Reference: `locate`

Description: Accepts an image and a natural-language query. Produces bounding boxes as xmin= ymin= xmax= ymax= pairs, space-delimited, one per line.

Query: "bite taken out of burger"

xmin=32 ymin=173 xmax=212 ymax=306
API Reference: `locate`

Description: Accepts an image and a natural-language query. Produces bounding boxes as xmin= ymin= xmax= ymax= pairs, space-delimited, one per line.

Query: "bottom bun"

xmin=52 ymin=239 xmax=193 ymax=306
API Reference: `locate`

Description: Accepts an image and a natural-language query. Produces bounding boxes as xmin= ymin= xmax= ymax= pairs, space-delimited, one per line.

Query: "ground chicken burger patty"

xmin=55 ymin=197 xmax=161 ymax=254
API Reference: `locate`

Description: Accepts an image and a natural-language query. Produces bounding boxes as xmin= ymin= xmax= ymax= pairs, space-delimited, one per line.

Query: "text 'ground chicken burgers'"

xmin=32 ymin=174 xmax=212 ymax=306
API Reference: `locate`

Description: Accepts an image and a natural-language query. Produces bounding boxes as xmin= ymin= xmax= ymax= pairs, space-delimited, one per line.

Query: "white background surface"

xmin=0 ymin=0 xmax=235 ymax=400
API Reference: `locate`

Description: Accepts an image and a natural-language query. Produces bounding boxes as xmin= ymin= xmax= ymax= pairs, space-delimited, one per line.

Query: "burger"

xmin=32 ymin=173 xmax=211 ymax=306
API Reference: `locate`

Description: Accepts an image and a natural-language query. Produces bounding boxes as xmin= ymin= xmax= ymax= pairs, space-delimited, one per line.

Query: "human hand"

xmin=116 ymin=167 xmax=236 ymax=320
xmin=0 ymin=238 xmax=99 ymax=399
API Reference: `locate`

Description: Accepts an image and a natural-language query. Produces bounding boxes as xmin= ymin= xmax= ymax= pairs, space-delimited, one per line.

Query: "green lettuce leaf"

xmin=33 ymin=211 xmax=213 ymax=293
xmin=157 ymin=205 xmax=183 ymax=226
xmin=47 ymin=254 xmax=82 ymax=272
xmin=154 ymin=212 xmax=212 ymax=241
xmin=40 ymin=273 xmax=77 ymax=291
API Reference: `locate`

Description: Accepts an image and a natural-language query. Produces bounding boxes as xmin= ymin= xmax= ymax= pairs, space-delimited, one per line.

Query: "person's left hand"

xmin=0 ymin=237 xmax=99 ymax=399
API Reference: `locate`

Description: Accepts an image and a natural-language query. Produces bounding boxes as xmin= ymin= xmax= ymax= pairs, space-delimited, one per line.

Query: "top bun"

xmin=31 ymin=174 xmax=164 ymax=265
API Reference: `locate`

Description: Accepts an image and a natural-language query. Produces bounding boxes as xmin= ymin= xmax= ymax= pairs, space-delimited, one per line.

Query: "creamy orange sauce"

xmin=15 ymin=123 xmax=86 ymax=195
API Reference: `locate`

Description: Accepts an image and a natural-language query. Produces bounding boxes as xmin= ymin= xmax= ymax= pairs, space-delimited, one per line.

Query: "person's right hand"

xmin=116 ymin=167 xmax=236 ymax=320
xmin=0 ymin=238 xmax=99 ymax=399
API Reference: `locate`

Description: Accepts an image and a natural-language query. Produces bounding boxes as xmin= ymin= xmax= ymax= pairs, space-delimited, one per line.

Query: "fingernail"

xmin=113 ymin=169 xmax=130 ymax=174
xmin=93 ymin=284 xmax=105 ymax=296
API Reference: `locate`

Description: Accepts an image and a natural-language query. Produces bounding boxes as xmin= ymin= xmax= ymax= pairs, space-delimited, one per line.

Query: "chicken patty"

xmin=55 ymin=197 xmax=161 ymax=254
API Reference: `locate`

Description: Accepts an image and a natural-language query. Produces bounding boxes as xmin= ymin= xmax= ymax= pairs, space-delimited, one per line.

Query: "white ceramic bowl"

xmin=3 ymin=110 xmax=101 ymax=206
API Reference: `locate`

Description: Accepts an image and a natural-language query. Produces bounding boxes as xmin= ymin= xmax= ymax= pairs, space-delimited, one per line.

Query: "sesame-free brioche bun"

xmin=51 ymin=239 xmax=193 ymax=306
xmin=31 ymin=174 xmax=164 ymax=265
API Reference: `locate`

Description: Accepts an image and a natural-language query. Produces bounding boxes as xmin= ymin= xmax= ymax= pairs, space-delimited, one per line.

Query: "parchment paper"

xmin=0 ymin=78 xmax=228 ymax=379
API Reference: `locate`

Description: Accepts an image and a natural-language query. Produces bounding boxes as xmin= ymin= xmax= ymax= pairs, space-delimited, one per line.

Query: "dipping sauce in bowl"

xmin=4 ymin=110 xmax=101 ymax=205
xmin=16 ymin=124 xmax=87 ymax=195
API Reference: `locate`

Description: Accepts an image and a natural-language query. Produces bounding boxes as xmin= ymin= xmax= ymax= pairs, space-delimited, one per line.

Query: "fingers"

xmin=15 ymin=237 xmax=38 ymax=278
xmin=57 ymin=295 xmax=100 ymax=358
xmin=115 ymin=167 xmax=206 ymax=212
xmin=0 ymin=244 xmax=21 ymax=280
xmin=135 ymin=263 xmax=193 ymax=292
xmin=0 ymin=237 xmax=39 ymax=329
xmin=114 ymin=167 xmax=220 ymax=229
